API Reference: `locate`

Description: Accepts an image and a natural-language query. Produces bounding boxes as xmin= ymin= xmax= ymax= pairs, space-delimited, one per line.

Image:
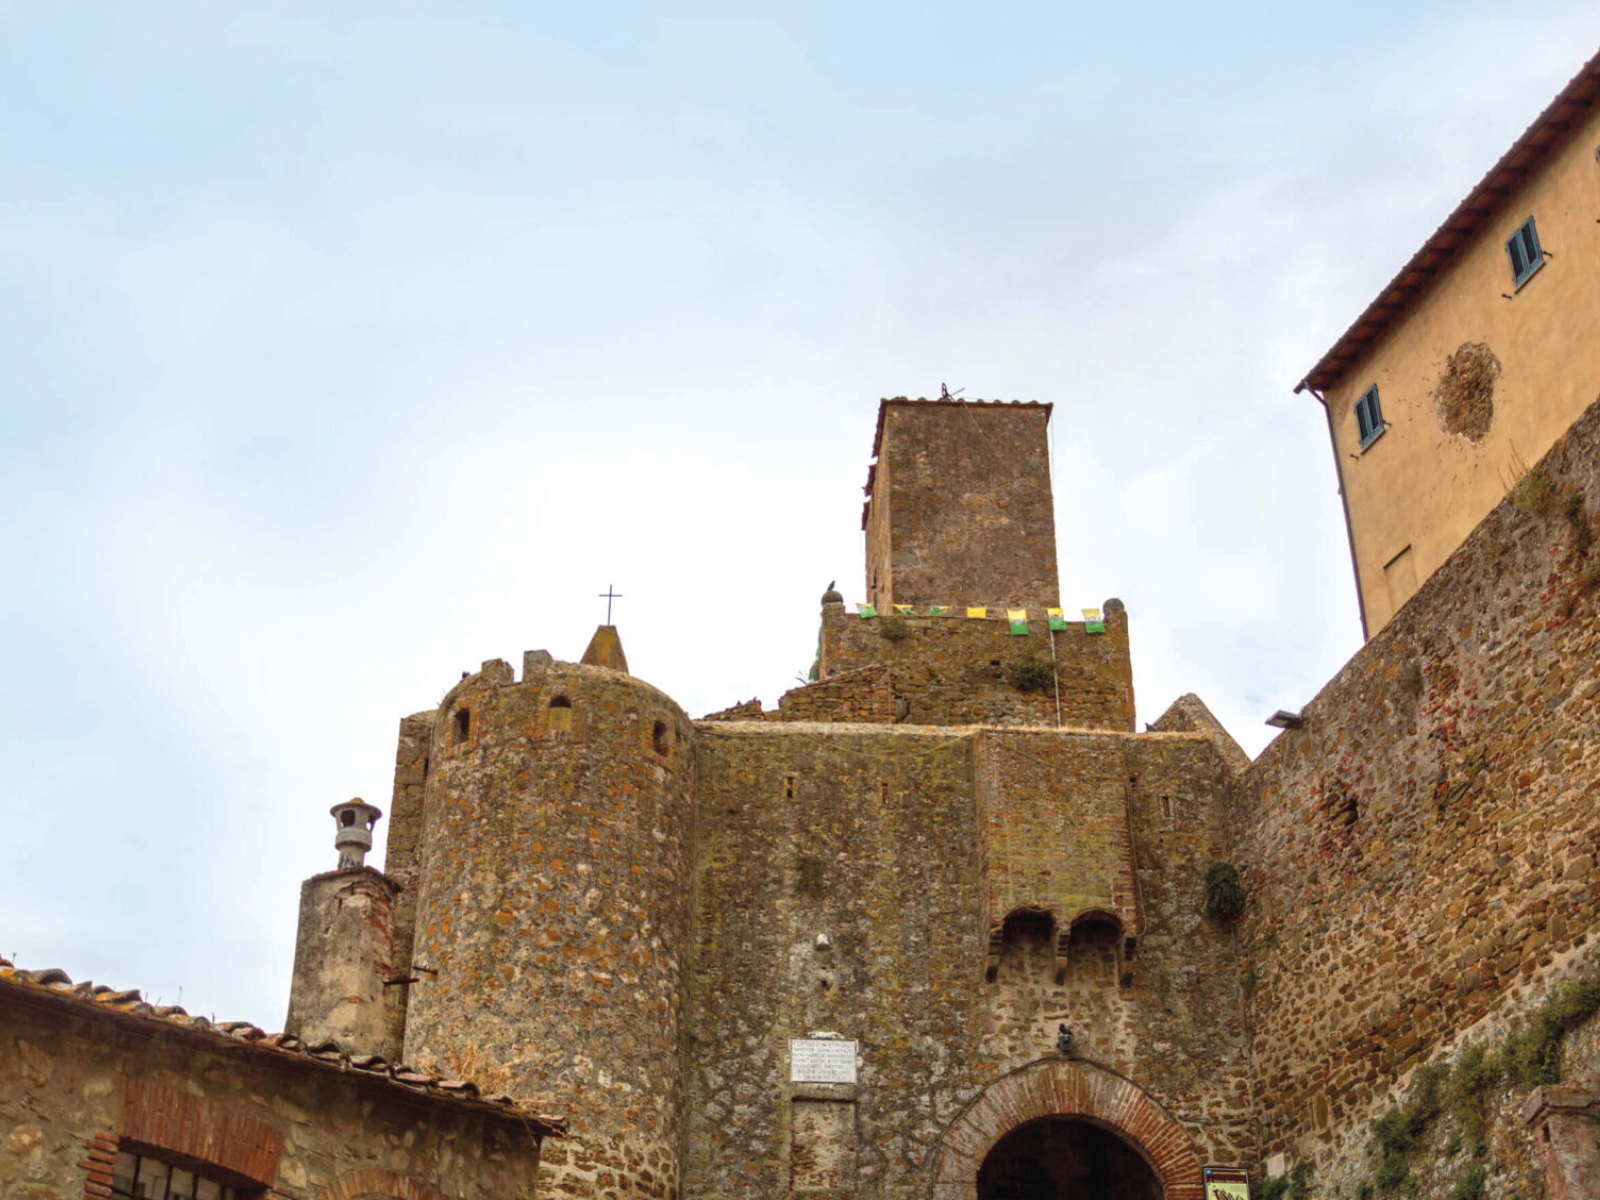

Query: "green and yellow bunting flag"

xmin=894 ymin=604 xmax=916 ymax=616
xmin=1047 ymin=607 xmax=1067 ymax=631
xmin=928 ymin=604 xmax=950 ymax=617
xmin=1082 ymin=607 xmax=1105 ymax=634
xmin=1007 ymin=608 xmax=1029 ymax=636
xmin=857 ymin=602 xmax=878 ymax=619
xmin=966 ymin=606 xmax=987 ymax=619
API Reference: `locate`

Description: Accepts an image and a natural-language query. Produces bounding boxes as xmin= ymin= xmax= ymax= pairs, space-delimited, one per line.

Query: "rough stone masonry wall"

xmin=1234 ymin=397 xmax=1600 ymax=1187
xmin=819 ymin=599 xmax=1134 ymax=730
xmin=682 ymin=722 xmax=1255 ymax=1200
xmin=865 ymin=400 xmax=1061 ymax=614
xmin=0 ymin=994 xmax=541 ymax=1200
xmin=402 ymin=658 xmax=696 ymax=1200
xmin=382 ymin=709 xmax=435 ymax=1054
xmin=284 ymin=866 xmax=399 ymax=1059
xmin=974 ymin=730 xmax=1139 ymax=948
xmin=776 ymin=665 xmax=900 ymax=723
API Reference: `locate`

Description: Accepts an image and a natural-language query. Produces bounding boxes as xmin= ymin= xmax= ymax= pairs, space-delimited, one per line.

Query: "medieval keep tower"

xmin=287 ymin=396 xmax=1256 ymax=1200
xmin=864 ymin=398 xmax=1060 ymax=614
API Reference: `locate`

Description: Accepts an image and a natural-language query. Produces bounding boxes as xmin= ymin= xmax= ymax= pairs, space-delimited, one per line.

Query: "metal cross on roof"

xmin=599 ymin=584 xmax=622 ymax=625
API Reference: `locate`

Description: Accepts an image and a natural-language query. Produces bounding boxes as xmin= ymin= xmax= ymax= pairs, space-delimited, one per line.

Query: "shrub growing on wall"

xmin=1204 ymin=863 xmax=1246 ymax=921
xmin=1007 ymin=656 xmax=1055 ymax=693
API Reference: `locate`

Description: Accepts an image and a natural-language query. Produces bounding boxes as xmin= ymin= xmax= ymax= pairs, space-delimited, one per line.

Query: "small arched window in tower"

xmin=454 ymin=708 xmax=470 ymax=745
xmin=652 ymin=719 xmax=670 ymax=758
xmin=548 ymin=695 xmax=573 ymax=738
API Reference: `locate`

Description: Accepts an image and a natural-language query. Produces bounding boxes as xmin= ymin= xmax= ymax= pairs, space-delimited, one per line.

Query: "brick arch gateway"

xmin=928 ymin=1058 xmax=1204 ymax=1200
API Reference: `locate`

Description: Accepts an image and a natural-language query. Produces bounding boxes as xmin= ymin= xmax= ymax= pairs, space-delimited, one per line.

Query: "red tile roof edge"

xmin=1297 ymin=45 xmax=1600 ymax=397
xmin=0 ymin=960 xmax=566 ymax=1138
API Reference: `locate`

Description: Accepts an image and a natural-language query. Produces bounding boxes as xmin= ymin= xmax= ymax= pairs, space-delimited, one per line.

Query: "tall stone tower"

xmin=862 ymin=397 xmax=1060 ymax=613
xmin=394 ymin=640 xmax=697 ymax=1199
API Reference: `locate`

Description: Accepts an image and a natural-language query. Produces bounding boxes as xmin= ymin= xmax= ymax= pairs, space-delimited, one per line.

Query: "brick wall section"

xmin=77 ymin=1132 xmax=117 ymax=1200
xmin=119 ymin=1079 xmax=284 ymax=1183
xmin=863 ymin=399 xmax=1061 ymax=613
xmin=0 ymin=997 xmax=542 ymax=1200
xmin=819 ymin=599 xmax=1134 ymax=730
xmin=1234 ymin=397 xmax=1600 ymax=1183
xmin=683 ymin=722 xmax=1255 ymax=1199
xmin=402 ymin=658 xmax=696 ymax=1200
xmin=928 ymin=1059 xmax=1204 ymax=1200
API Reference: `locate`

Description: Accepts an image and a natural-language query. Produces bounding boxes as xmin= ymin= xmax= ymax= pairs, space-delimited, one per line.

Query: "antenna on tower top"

xmin=940 ymin=382 xmax=964 ymax=400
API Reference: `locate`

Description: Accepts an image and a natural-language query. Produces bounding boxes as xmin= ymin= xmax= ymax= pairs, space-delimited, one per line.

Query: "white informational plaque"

xmin=789 ymin=1038 xmax=858 ymax=1083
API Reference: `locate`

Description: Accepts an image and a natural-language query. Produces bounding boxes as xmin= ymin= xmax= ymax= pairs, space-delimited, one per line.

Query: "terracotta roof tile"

xmin=1298 ymin=46 xmax=1600 ymax=395
xmin=0 ymin=958 xmax=565 ymax=1138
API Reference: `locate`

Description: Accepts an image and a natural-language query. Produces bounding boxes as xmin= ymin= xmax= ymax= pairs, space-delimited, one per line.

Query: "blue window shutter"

xmin=1508 ymin=217 xmax=1543 ymax=287
xmin=1507 ymin=230 xmax=1527 ymax=280
xmin=1356 ymin=386 xmax=1383 ymax=449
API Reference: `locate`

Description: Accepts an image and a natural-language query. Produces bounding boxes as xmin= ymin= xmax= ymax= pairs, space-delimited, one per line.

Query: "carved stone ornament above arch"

xmin=927 ymin=1057 xmax=1204 ymax=1200
xmin=319 ymin=1168 xmax=444 ymax=1200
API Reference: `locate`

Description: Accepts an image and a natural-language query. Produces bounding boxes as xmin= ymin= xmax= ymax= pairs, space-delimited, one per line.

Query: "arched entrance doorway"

xmin=928 ymin=1058 xmax=1203 ymax=1200
xmin=976 ymin=1116 xmax=1161 ymax=1200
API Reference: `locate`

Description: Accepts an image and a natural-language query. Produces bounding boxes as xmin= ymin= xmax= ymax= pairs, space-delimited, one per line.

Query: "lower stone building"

xmin=0 ymin=957 xmax=563 ymax=1200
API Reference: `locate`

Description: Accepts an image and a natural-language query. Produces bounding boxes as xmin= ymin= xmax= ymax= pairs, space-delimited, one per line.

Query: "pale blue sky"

xmin=4 ymin=2 xmax=1598 ymax=1028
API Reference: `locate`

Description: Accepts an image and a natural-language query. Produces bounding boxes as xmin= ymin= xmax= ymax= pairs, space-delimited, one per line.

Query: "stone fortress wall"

xmin=1236 ymin=396 xmax=1600 ymax=1193
xmin=278 ymin=394 xmax=1600 ymax=1199
xmin=681 ymin=719 xmax=1256 ymax=1199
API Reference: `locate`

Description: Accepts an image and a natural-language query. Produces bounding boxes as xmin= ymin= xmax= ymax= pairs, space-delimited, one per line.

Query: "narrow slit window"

xmin=1355 ymin=385 xmax=1385 ymax=450
xmin=652 ymin=719 xmax=670 ymax=757
xmin=878 ymin=780 xmax=891 ymax=806
xmin=784 ymin=775 xmax=797 ymax=800
xmin=454 ymin=708 xmax=470 ymax=744
xmin=1506 ymin=216 xmax=1544 ymax=288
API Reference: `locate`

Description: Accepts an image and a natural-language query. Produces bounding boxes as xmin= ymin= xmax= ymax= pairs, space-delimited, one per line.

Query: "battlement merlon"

xmin=863 ymin=397 xmax=1060 ymax=614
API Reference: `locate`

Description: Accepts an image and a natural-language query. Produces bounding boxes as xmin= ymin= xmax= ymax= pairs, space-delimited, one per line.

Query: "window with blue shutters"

xmin=1506 ymin=217 xmax=1544 ymax=289
xmin=1355 ymin=385 xmax=1385 ymax=450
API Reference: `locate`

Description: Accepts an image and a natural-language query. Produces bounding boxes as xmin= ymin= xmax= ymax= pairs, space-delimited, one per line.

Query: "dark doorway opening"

xmin=976 ymin=1116 xmax=1161 ymax=1200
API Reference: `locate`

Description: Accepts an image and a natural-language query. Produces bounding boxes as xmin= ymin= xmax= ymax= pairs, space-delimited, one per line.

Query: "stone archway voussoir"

xmin=929 ymin=1058 xmax=1203 ymax=1200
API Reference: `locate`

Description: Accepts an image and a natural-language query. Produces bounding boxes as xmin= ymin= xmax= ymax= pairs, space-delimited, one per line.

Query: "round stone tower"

xmin=401 ymin=632 xmax=696 ymax=1199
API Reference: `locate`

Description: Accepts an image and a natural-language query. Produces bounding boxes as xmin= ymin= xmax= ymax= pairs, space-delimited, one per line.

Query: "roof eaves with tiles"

xmin=1297 ymin=45 xmax=1600 ymax=397
xmin=0 ymin=958 xmax=567 ymax=1139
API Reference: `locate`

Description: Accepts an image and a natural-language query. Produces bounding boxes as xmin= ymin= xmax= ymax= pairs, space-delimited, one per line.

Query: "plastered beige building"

xmin=1299 ymin=48 xmax=1600 ymax=636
